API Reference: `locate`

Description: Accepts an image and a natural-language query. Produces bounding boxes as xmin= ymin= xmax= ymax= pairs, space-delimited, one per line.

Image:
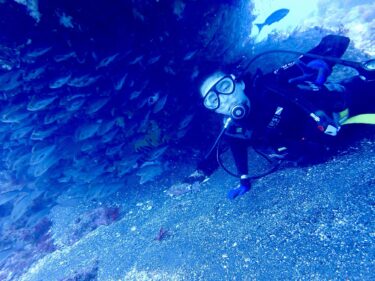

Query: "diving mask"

xmin=202 ymin=75 xmax=236 ymax=110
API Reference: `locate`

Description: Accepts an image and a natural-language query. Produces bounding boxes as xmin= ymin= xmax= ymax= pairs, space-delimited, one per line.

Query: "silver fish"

xmin=116 ymin=154 xmax=139 ymax=177
xmin=23 ymin=66 xmax=46 ymax=81
xmin=101 ymin=128 xmax=119 ymax=143
xmin=178 ymin=114 xmax=194 ymax=129
xmin=28 ymin=155 xmax=59 ymax=177
xmin=105 ymin=143 xmax=124 ymax=157
xmin=65 ymin=97 xmax=86 ymax=111
xmin=27 ymin=95 xmax=57 ymax=111
xmin=153 ymin=94 xmax=168 ymax=113
xmin=75 ymin=122 xmax=101 ymax=141
xmin=67 ymin=74 xmax=100 ymax=87
xmin=0 ymin=190 xmax=21 ymax=205
xmin=147 ymin=92 xmax=160 ymax=106
xmin=148 ymin=55 xmax=161 ymax=64
xmin=129 ymin=55 xmax=143 ymax=65
xmin=114 ymin=73 xmax=128 ymax=91
xmin=136 ymin=162 xmax=164 ymax=185
xmin=25 ymin=47 xmax=52 ymax=58
xmin=130 ymin=90 xmax=142 ymax=100
xmin=80 ymin=139 xmax=101 ymax=152
xmin=49 ymin=73 xmax=72 ymax=89
xmin=85 ymin=97 xmax=110 ymax=115
xmin=10 ymin=190 xmax=43 ymax=222
xmin=12 ymin=153 xmax=31 ymax=172
xmin=30 ymin=125 xmax=58 ymax=140
xmin=10 ymin=125 xmax=34 ymax=140
xmin=183 ymin=50 xmax=197 ymax=61
xmin=0 ymin=70 xmax=23 ymax=91
xmin=30 ymin=144 xmax=56 ymax=165
xmin=0 ymin=104 xmax=30 ymax=123
xmin=85 ymin=180 xmax=123 ymax=200
xmin=148 ymin=146 xmax=168 ymax=161
xmin=97 ymin=119 xmax=117 ymax=136
xmin=44 ymin=109 xmax=71 ymax=125
xmin=96 ymin=53 xmax=119 ymax=69
xmin=54 ymin=51 xmax=76 ymax=62
xmin=58 ymin=12 xmax=74 ymax=28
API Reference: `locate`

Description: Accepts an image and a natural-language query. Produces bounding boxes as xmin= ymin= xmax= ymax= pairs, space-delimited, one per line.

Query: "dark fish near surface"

xmin=255 ymin=8 xmax=289 ymax=33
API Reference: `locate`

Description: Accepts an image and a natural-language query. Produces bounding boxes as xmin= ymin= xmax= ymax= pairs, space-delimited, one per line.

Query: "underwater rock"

xmin=59 ymin=260 xmax=99 ymax=281
xmin=67 ymin=207 xmax=120 ymax=245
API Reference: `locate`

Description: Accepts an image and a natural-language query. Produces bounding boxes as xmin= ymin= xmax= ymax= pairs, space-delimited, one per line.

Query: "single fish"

xmin=0 ymin=190 xmax=21 ymax=205
xmin=67 ymin=74 xmax=100 ymax=88
xmin=178 ymin=114 xmax=194 ymax=130
xmin=105 ymin=143 xmax=124 ymax=157
xmin=0 ymin=104 xmax=30 ymax=123
xmin=148 ymin=146 xmax=168 ymax=161
xmin=101 ymin=128 xmax=119 ymax=143
xmin=10 ymin=189 xmax=45 ymax=222
xmin=54 ymin=52 xmax=76 ymax=62
xmin=49 ymin=73 xmax=71 ymax=89
xmin=85 ymin=97 xmax=110 ymax=115
xmin=30 ymin=125 xmax=58 ymax=140
xmin=255 ymin=8 xmax=289 ymax=33
xmin=129 ymin=55 xmax=143 ymax=65
xmin=23 ymin=66 xmax=46 ymax=81
xmin=147 ymin=92 xmax=160 ymax=106
xmin=12 ymin=153 xmax=31 ymax=172
xmin=30 ymin=144 xmax=56 ymax=165
xmin=136 ymin=162 xmax=163 ymax=185
xmin=153 ymin=94 xmax=168 ymax=113
xmin=80 ymin=138 xmax=101 ymax=153
xmin=25 ymin=47 xmax=52 ymax=58
xmin=58 ymin=12 xmax=74 ymax=28
xmin=75 ymin=122 xmax=101 ymax=141
xmin=183 ymin=50 xmax=197 ymax=61
xmin=114 ymin=73 xmax=128 ymax=91
xmin=130 ymin=90 xmax=142 ymax=100
xmin=97 ymin=119 xmax=117 ymax=136
xmin=27 ymin=95 xmax=57 ymax=111
xmin=96 ymin=53 xmax=119 ymax=69
xmin=65 ymin=97 xmax=86 ymax=111
xmin=147 ymin=55 xmax=161 ymax=65
xmin=0 ymin=70 xmax=23 ymax=91
xmin=44 ymin=109 xmax=72 ymax=125
xmin=10 ymin=125 xmax=34 ymax=140
xmin=28 ymin=155 xmax=60 ymax=177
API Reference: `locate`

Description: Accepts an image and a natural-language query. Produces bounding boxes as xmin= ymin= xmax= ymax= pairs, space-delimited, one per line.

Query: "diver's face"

xmin=202 ymin=75 xmax=249 ymax=117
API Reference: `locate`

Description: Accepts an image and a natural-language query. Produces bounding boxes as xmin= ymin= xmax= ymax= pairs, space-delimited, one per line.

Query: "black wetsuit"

xmin=197 ymin=34 xmax=375 ymax=181
xmin=199 ymin=66 xmax=353 ymax=177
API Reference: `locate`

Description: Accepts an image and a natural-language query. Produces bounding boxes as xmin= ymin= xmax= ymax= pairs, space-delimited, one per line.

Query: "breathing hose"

xmin=205 ymin=117 xmax=283 ymax=179
xmin=240 ymin=49 xmax=375 ymax=80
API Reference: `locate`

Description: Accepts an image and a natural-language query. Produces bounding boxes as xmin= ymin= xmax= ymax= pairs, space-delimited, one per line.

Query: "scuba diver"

xmin=186 ymin=34 xmax=375 ymax=200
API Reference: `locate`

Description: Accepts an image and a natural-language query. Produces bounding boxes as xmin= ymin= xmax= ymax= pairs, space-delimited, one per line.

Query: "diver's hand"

xmin=313 ymin=110 xmax=341 ymax=136
xmin=288 ymin=59 xmax=331 ymax=86
xmin=227 ymin=176 xmax=251 ymax=200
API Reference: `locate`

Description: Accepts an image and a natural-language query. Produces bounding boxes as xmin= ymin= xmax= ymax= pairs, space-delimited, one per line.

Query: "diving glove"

xmin=227 ymin=176 xmax=251 ymax=200
xmin=289 ymin=59 xmax=331 ymax=86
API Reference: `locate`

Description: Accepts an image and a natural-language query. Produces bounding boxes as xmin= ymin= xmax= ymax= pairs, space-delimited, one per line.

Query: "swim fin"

xmin=278 ymin=35 xmax=350 ymax=82
xmin=300 ymin=35 xmax=350 ymax=68
xmin=342 ymin=114 xmax=375 ymax=125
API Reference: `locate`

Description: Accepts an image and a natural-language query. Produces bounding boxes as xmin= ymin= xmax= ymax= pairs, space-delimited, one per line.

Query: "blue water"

xmin=0 ymin=0 xmax=374 ymax=280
